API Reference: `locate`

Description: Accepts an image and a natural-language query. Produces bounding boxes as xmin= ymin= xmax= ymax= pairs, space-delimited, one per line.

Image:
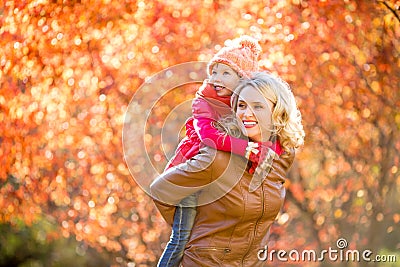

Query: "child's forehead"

xmin=212 ymin=63 xmax=235 ymax=71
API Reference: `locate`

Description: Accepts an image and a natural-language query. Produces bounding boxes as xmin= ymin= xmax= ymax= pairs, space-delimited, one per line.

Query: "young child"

xmin=157 ymin=36 xmax=283 ymax=266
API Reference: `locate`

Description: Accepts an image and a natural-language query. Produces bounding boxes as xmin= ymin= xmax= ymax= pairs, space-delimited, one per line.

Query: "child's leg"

xmin=157 ymin=194 xmax=197 ymax=267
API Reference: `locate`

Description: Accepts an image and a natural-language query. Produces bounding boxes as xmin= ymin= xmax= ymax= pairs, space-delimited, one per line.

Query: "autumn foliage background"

xmin=1 ymin=0 xmax=399 ymax=266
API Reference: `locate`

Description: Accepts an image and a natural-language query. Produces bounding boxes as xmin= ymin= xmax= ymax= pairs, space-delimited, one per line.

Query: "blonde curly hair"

xmin=229 ymin=72 xmax=305 ymax=154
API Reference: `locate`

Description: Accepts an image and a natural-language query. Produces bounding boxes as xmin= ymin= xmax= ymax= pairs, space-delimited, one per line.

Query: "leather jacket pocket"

xmin=194 ymin=247 xmax=231 ymax=264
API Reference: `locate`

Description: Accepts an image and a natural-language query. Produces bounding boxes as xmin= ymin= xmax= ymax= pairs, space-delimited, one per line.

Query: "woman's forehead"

xmin=238 ymin=86 xmax=265 ymax=102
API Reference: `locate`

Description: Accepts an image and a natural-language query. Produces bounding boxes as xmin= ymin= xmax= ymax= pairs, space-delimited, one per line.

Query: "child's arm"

xmin=194 ymin=117 xmax=247 ymax=155
xmin=194 ymin=117 xmax=283 ymax=163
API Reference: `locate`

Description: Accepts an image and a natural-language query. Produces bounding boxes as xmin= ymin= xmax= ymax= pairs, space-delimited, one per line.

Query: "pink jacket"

xmin=166 ymin=81 xmax=282 ymax=169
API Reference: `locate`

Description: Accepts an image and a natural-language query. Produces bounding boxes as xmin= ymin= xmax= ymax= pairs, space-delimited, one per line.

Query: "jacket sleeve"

xmin=194 ymin=117 xmax=249 ymax=156
xmin=150 ymin=148 xmax=216 ymax=223
xmin=150 ymin=148 xmax=245 ymax=224
xmin=153 ymin=200 xmax=176 ymax=226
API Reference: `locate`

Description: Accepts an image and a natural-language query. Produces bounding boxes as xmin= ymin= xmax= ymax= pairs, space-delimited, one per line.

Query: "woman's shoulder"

xmin=196 ymin=147 xmax=230 ymax=166
xmin=196 ymin=147 xmax=248 ymax=179
xmin=280 ymin=149 xmax=296 ymax=167
xmin=267 ymin=149 xmax=296 ymax=183
xmin=199 ymin=146 xmax=246 ymax=162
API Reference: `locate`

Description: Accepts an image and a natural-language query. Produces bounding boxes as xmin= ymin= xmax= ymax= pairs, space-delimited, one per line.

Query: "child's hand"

xmin=245 ymin=141 xmax=273 ymax=164
xmin=245 ymin=141 xmax=283 ymax=174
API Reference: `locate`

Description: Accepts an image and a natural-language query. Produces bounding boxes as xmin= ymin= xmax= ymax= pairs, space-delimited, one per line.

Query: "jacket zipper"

xmin=241 ymin=184 xmax=265 ymax=265
xmin=196 ymin=247 xmax=231 ymax=253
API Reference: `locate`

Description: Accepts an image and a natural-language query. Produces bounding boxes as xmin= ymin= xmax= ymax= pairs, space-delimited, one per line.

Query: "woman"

xmin=150 ymin=72 xmax=305 ymax=266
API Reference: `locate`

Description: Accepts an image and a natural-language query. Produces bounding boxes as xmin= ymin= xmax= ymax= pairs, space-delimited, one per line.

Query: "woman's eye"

xmin=238 ymin=103 xmax=246 ymax=109
xmin=254 ymin=105 xmax=264 ymax=110
xmin=223 ymin=71 xmax=230 ymax=75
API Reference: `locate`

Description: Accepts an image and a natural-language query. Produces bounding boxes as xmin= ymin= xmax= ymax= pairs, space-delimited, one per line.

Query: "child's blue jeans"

xmin=157 ymin=194 xmax=197 ymax=267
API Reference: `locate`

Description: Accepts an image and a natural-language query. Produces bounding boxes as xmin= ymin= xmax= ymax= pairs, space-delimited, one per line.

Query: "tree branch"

xmin=378 ymin=1 xmax=400 ymax=22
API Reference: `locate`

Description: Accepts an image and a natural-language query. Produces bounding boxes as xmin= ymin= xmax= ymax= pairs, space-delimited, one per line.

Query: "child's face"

xmin=209 ymin=63 xmax=241 ymax=97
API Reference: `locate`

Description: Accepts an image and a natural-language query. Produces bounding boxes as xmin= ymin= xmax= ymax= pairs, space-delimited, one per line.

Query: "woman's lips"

xmin=242 ymin=120 xmax=258 ymax=128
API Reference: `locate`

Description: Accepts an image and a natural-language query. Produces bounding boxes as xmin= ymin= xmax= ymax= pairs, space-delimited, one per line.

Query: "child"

xmin=157 ymin=36 xmax=283 ymax=266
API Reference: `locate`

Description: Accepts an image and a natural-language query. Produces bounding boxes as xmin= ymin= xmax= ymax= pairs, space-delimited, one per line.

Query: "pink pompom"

xmin=237 ymin=35 xmax=262 ymax=56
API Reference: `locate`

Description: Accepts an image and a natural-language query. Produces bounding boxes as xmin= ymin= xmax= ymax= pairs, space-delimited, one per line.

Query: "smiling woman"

xmin=152 ymin=35 xmax=273 ymax=267
xmin=231 ymin=72 xmax=305 ymax=154
xmin=151 ymin=71 xmax=305 ymax=266
xmin=236 ymin=85 xmax=274 ymax=142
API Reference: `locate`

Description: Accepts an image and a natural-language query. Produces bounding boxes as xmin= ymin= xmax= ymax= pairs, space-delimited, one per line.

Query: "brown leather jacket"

xmin=151 ymin=146 xmax=295 ymax=266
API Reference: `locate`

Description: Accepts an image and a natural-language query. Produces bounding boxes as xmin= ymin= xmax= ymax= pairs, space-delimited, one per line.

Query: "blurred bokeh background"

xmin=0 ymin=0 xmax=399 ymax=266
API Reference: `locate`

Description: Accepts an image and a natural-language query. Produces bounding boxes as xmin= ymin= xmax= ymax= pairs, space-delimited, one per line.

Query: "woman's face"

xmin=236 ymin=85 xmax=274 ymax=142
xmin=209 ymin=63 xmax=241 ymax=96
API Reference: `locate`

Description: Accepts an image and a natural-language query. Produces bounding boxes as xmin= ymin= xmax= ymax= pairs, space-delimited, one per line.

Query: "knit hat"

xmin=207 ymin=35 xmax=262 ymax=79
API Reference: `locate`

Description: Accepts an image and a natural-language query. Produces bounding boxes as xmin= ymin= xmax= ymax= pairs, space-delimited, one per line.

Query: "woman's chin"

xmin=245 ymin=129 xmax=261 ymax=142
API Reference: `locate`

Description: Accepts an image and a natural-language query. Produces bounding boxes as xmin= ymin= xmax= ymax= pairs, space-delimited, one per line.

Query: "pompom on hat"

xmin=207 ymin=35 xmax=262 ymax=78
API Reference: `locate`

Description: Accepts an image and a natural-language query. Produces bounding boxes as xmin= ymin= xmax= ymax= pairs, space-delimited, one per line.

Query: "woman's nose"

xmin=243 ymin=106 xmax=254 ymax=117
